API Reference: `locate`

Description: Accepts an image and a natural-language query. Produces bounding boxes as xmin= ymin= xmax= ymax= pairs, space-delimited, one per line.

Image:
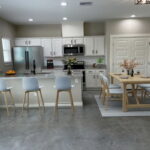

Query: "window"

xmin=2 ymin=38 xmax=12 ymax=63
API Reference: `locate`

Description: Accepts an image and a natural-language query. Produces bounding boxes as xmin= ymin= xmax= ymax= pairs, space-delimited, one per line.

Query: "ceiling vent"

xmin=80 ymin=2 xmax=93 ymax=6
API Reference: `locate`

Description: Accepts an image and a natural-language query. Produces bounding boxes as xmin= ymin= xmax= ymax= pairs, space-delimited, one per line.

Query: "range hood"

xmin=62 ymin=22 xmax=84 ymax=37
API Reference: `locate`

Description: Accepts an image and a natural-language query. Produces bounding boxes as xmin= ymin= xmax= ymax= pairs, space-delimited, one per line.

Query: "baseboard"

xmin=0 ymin=102 xmax=83 ymax=108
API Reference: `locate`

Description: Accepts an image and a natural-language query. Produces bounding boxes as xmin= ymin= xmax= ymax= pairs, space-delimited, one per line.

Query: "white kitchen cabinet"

xmin=52 ymin=38 xmax=63 ymax=57
xmin=94 ymin=36 xmax=104 ymax=55
xmin=63 ymin=37 xmax=83 ymax=45
xmin=84 ymin=36 xmax=105 ymax=56
xmin=84 ymin=37 xmax=94 ymax=56
xmin=15 ymin=38 xmax=41 ymax=46
xmin=85 ymin=69 xmax=105 ymax=88
xmin=41 ymin=38 xmax=52 ymax=57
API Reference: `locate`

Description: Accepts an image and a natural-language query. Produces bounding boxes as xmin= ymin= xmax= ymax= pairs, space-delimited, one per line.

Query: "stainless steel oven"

xmin=63 ymin=44 xmax=84 ymax=56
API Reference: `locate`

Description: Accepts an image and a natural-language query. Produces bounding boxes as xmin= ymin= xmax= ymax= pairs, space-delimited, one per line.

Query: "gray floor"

xmin=0 ymin=91 xmax=150 ymax=150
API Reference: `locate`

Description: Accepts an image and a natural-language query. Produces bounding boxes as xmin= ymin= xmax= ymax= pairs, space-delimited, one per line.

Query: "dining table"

xmin=110 ymin=73 xmax=150 ymax=112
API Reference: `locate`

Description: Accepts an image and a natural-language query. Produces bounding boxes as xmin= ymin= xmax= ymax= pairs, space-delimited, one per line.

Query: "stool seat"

xmin=22 ymin=77 xmax=44 ymax=110
xmin=55 ymin=76 xmax=74 ymax=111
xmin=0 ymin=79 xmax=14 ymax=115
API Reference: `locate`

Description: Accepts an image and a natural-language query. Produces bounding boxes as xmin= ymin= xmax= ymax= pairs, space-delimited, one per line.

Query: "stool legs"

xmin=55 ymin=91 xmax=59 ymax=111
xmin=3 ymin=92 xmax=9 ymax=116
xmin=68 ymin=90 xmax=75 ymax=112
xmin=55 ymin=90 xmax=75 ymax=112
xmin=22 ymin=90 xmax=45 ymax=110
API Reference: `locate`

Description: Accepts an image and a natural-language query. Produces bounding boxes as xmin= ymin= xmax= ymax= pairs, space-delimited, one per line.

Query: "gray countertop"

xmin=0 ymin=72 xmax=83 ymax=80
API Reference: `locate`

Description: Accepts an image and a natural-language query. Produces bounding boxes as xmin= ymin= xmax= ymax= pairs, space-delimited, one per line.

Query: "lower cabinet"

xmin=85 ymin=69 xmax=106 ymax=88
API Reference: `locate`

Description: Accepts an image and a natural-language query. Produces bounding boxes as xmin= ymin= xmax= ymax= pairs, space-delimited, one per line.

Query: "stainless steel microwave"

xmin=63 ymin=44 xmax=84 ymax=56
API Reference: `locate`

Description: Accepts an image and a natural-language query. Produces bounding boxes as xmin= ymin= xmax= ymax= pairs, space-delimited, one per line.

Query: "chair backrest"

xmin=22 ymin=77 xmax=39 ymax=91
xmin=55 ymin=76 xmax=71 ymax=90
xmin=0 ymin=79 xmax=7 ymax=91
xmin=102 ymin=75 xmax=109 ymax=94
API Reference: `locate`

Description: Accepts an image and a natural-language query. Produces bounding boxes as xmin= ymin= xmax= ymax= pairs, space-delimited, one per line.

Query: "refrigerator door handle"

xmin=25 ymin=51 xmax=29 ymax=70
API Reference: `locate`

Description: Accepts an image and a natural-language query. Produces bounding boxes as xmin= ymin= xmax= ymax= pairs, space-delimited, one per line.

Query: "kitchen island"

xmin=0 ymin=71 xmax=83 ymax=107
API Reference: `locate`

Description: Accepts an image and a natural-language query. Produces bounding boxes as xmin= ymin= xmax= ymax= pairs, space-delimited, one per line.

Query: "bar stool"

xmin=0 ymin=79 xmax=15 ymax=115
xmin=55 ymin=76 xmax=74 ymax=112
xmin=22 ymin=77 xmax=44 ymax=110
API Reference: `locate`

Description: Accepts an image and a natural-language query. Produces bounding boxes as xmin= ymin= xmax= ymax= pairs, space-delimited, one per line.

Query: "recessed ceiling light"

xmin=61 ymin=2 xmax=67 ymax=6
xmin=28 ymin=18 xmax=33 ymax=22
xmin=130 ymin=14 xmax=136 ymax=18
xmin=63 ymin=17 xmax=68 ymax=21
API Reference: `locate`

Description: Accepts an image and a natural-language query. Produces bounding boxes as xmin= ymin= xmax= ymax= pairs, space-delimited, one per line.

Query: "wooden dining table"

xmin=110 ymin=73 xmax=150 ymax=112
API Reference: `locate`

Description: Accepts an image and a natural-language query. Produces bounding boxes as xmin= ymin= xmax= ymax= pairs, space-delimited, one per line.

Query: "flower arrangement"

xmin=63 ymin=57 xmax=77 ymax=75
xmin=120 ymin=59 xmax=139 ymax=70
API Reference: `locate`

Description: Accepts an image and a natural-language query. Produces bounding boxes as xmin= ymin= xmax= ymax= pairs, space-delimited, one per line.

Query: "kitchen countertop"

xmin=0 ymin=72 xmax=83 ymax=80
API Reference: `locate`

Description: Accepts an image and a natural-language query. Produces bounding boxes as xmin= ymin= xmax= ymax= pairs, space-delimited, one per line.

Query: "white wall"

xmin=105 ymin=18 xmax=150 ymax=72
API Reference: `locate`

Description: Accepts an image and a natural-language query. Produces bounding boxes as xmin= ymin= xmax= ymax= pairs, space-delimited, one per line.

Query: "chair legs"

xmin=55 ymin=90 xmax=75 ymax=112
xmin=22 ymin=90 xmax=45 ymax=111
xmin=0 ymin=90 xmax=15 ymax=116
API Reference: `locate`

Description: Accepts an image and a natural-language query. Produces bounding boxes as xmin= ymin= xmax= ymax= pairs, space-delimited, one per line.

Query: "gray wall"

xmin=15 ymin=24 xmax=62 ymax=37
xmin=15 ymin=22 xmax=105 ymax=37
xmin=105 ymin=18 xmax=150 ymax=72
xmin=0 ymin=18 xmax=15 ymax=72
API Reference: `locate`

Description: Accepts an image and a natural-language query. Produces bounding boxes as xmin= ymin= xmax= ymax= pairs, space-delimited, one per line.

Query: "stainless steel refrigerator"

xmin=13 ymin=46 xmax=44 ymax=73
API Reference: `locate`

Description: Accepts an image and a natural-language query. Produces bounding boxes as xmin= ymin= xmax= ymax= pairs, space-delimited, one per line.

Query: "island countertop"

xmin=0 ymin=71 xmax=83 ymax=79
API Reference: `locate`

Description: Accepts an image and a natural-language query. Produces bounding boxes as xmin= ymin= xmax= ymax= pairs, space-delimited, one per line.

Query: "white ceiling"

xmin=0 ymin=0 xmax=150 ymax=24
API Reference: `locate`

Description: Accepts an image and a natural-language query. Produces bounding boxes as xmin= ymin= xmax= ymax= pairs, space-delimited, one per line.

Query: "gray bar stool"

xmin=0 ymin=79 xmax=15 ymax=115
xmin=22 ymin=77 xmax=44 ymax=110
xmin=55 ymin=76 xmax=74 ymax=111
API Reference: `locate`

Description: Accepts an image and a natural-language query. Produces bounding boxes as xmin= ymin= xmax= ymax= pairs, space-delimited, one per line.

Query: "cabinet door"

xmin=85 ymin=70 xmax=97 ymax=88
xmin=15 ymin=38 xmax=28 ymax=46
xmin=52 ymin=38 xmax=63 ymax=57
xmin=95 ymin=70 xmax=106 ymax=87
xmin=84 ymin=37 xmax=94 ymax=56
xmin=41 ymin=39 xmax=52 ymax=57
xmin=63 ymin=38 xmax=72 ymax=45
xmin=94 ymin=36 xmax=104 ymax=56
xmin=73 ymin=38 xmax=83 ymax=44
xmin=28 ymin=38 xmax=41 ymax=46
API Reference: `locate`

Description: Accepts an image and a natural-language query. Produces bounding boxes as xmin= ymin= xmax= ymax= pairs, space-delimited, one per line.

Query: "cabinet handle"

xmin=71 ymin=40 xmax=73 ymax=44
xmin=29 ymin=41 xmax=31 ymax=45
xmin=53 ymin=51 xmax=56 ymax=56
xmin=92 ymin=50 xmax=94 ymax=54
xmin=96 ymin=50 xmax=98 ymax=54
xmin=50 ymin=51 xmax=53 ymax=56
xmin=74 ymin=40 xmax=76 ymax=44
xmin=25 ymin=41 xmax=27 ymax=45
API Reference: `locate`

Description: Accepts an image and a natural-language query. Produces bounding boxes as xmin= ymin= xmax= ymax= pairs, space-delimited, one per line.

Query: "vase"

xmin=67 ymin=66 xmax=72 ymax=75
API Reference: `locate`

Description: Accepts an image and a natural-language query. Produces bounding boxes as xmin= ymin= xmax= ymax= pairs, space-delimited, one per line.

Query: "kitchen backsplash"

xmin=44 ymin=56 xmax=105 ymax=67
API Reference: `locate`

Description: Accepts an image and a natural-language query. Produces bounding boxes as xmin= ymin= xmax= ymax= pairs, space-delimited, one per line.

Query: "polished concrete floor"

xmin=0 ymin=91 xmax=150 ymax=150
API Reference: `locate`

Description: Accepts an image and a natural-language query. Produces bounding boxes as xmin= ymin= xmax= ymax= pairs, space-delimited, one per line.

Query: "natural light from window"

xmin=2 ymin=38 xmax=12 ymax=63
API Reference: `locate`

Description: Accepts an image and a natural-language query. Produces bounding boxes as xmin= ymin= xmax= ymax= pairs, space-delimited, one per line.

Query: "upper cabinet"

xmin=15 ymin=38 xmax=41 ymax=46
xmin=51 ymin=38 xmax=63 ymax=57
xmin=41 ymin=38 xmax=52 ymax=57
xmin=41 ymin=38 xmax=63 ymax=57
xmin=63 ymin=37 xmax=83 ymax=45
xmin=84 ymin=36 xmax=105 ymax=56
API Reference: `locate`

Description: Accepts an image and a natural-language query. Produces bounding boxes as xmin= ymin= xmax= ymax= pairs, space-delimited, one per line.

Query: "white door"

xmin=15 ymin=38 xmax=28 ymax=46
xmin=52 ymin=38 xmax=63 ymax=57
xmin=63 ymin=38 xmax=72 ymax=45
xmin=132 ymin=38 xmax=149 ymax=75
xmin=73 ymin=38 xmax=83 ymax=44
xmin=84 ymin=37 xmax=94 ymax=56
xmin=94 ymin=36 xmax=104 ymax=56
xmin=112 ymin=37 xmax=132 ymax=73
xmin=41 ymin=39 xmax=52 ymax=57
xmin=28 ymin=38 xmax=41 ymax=46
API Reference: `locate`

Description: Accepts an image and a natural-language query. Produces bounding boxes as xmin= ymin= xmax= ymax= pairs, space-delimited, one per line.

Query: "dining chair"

xmin=22 ymin=77 xmax=45 ymax=110
xmin=102 ymin=76 xmax=124 ymax=109
xmin=0 ymin=79 xmax=15 ymax=115
xmin=55 ymin=76 xmax=74 ymax=112
xmin=99 ymin=73 xmax=121 ymax=104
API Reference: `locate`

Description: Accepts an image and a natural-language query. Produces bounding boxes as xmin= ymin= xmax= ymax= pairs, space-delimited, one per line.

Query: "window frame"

xmin=1 ymin=38 xmax=12 ymax=64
